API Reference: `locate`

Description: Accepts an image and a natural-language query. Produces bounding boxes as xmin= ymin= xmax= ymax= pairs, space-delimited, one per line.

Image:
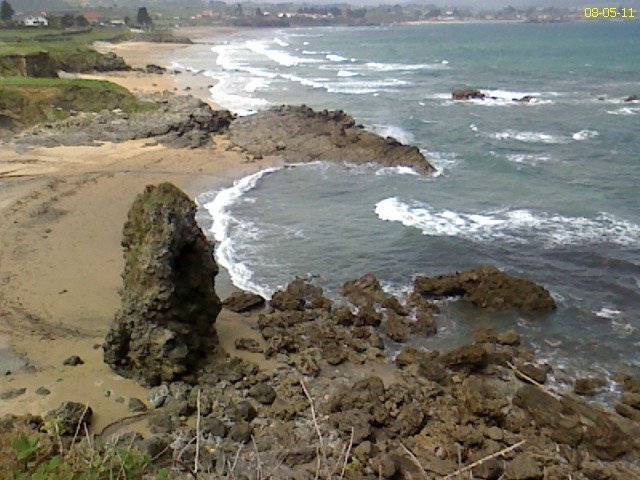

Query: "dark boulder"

xmin=624 ymin=95 xmax=639 ymax=102
xmin=413 ymin=266 xmax=556 ymax=312
xmin=223 ymin=290 xmax=265 ymax=312
xmin=103 ymin=183 xmax=222 ymax=386
xmin=452 ymin=88 xmax=486 ymax=100
xmin=145 ymin=64 xmax=167 ymax=74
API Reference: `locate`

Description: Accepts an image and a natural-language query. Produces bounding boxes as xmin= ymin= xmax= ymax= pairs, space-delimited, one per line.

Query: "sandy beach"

xmin=0 ymin=40 xmax=280 ymax=431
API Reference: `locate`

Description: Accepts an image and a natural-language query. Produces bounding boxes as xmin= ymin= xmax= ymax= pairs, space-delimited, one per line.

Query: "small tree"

xmin=1 ymin=0 xmax=15 ymax=22
xmin=61 ymin=13 xmax=76 ymax=28
xmin=136 ymin=7 xmax=152 ymax=28
xmin=75 ymin=15 xmax=89 ymax=27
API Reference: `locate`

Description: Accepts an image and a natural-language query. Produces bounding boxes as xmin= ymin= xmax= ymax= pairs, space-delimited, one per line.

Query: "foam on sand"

xmin=203 ymin=168 xmax=282 ymax=298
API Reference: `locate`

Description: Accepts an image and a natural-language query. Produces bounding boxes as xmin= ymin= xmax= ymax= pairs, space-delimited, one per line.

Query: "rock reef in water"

xmin=103 ymin=183 xmax=222 ymax=386
xmin=228 ymin=105 xmax=435 ymax=174
xmin=413 ymin=265 xmax=556 ymax=312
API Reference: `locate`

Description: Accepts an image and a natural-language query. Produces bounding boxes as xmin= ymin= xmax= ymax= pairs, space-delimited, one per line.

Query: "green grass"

xmin=0 ymin=77 xmax=155 ymax=126
xmin=0 ymin=42 xmax=124 ymax=76
xmin=0 ymin=27 xmax=132 ymax=44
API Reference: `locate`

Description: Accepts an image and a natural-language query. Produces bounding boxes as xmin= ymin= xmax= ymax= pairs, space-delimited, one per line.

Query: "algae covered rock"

xmin=413 ymin=265 xmax=556 ymax=313
xmin=103 ymin=183 xmax=221 ymax=386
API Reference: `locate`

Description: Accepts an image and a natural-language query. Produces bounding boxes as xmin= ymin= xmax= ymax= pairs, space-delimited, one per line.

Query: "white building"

xmin=20 ymin=16 xmax=49 ymax=27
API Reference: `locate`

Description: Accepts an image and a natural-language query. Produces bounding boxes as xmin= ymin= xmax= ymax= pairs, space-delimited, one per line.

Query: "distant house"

xmin=19 ymin=15 xmax=49 ymax=27
xmin=110 ymin=19 xmax=126 ymax=26
xmin=82 ymin=11 xmax=104 ymax=25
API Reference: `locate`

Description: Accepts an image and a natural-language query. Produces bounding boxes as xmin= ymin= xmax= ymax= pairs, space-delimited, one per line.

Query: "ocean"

xmin=178 ymin=21 xmax=639 ymax=389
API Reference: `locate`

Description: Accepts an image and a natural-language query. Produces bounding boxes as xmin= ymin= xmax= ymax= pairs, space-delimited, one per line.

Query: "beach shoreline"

xmin=0 ymin=36 xmax=284 ymax=429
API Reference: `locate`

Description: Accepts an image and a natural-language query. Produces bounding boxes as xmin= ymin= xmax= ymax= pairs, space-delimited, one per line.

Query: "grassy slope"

xmin=0 ymin=28 xmax=133 ymax=75
xmin=0 ymin=77 xmax=155 ymax=126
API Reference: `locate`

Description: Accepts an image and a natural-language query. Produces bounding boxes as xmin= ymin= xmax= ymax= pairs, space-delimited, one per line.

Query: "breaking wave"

xmin=203 ymin=168 xmax=282 ymax=298
xmin=374 ymin=197 xmax=640 ymax=247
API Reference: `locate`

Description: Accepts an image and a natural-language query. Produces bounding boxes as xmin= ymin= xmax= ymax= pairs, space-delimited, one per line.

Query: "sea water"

xmin=178 ymin=21 xmax=639 ymax=386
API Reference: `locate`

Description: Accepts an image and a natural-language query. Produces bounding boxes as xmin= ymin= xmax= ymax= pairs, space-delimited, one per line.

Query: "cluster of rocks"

xmin=13 ymin=94 xmax=235 ymax=150
xmin=228 ymin=105 xmax=435 ymax=174
xmin=10 ymin=99 xmax=440 ymax=174
xmin=452 ymin=88 xmax=535 ymax=103
xmin=4 ymin=182 xmax=639 ymax=478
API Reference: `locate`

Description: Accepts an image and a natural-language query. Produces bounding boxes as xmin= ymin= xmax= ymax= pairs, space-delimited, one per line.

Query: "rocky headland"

xmin=10 ymin=99 xmax=435 ymax=174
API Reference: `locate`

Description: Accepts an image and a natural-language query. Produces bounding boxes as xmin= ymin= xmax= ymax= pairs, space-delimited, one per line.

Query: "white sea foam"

xmin=423 ymin=151 xmax=459 ymax=177
xmin=370 ymin=124 xmax=414 ymax=144
xmin=273 ymin=37 xmax=289 ymax=47
xmin=246 ymin=40 xmax=320 ymax=67
xmin=572 ymin=129 xmax=599 ymax=141
xmin=490 ymin=130 xmax=570 ymax=144
xmin=337 ymin=70 xmax=359 ymax=77
xmin=595 ymin=307 xmax=622 ymax=319
xmin=209 ymin=76 xmax=269 ymax=116
xmin=325 ymin=78 xmax=410 ymax=95
xmin=607 ymin=107 xmax=639 ymax=115
xmin=375 ymin=166 xmax=420 ymax=176
xmin=326 ymin=54 xmax=348 ymax=62
xmin=374 ymin=198 xmax=640 ymax=247
xmin=244 ymin=78 xmax=270 ymax=93
xmin=365 ymin=62 xmax=449 ymax=72
xmin=503 ymin=153 xmax=553 ymax=166
xmin=203 ymin=168 xmax=282 ymax=298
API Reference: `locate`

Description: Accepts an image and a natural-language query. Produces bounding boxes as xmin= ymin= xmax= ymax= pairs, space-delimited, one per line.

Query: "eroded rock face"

xmin=413 ymin=266 xmax=556 ymax=312
xmin=103 ymin=183 xmax=221 ymax=386
xmin=228 ymin=105 xmax=435 ymax=174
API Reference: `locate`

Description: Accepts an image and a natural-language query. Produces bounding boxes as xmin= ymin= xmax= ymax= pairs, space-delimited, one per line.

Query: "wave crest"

xmin=375 ymin=197 xmax=640 ymax=247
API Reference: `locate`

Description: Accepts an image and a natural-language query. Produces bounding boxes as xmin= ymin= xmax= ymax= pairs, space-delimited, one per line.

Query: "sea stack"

xmin=103 ymin=183 xmax=221 ymax=386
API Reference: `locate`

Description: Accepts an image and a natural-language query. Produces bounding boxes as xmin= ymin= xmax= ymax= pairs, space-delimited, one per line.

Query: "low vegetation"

xmin=0 ymin=77 xmax=154 ymax=126
xmin=0 ymin=423 xmax=172 ymax=480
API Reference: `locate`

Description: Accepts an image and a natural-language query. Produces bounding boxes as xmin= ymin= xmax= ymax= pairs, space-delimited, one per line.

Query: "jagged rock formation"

xmin=228 ymin=105 xmax=435 ymax=174
xmin=413 ymin=265 xmax=556 ymax=312
xmin=103 ymin=183 xmax=221 ymax=386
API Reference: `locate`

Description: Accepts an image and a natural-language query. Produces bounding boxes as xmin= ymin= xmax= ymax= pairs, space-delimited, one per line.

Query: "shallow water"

xmin=185 ymin=21 xmax=639 ymax=384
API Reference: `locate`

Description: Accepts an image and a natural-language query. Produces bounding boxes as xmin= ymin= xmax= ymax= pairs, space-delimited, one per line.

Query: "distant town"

xmin=0 ymin=0 xmax=613 ymax=31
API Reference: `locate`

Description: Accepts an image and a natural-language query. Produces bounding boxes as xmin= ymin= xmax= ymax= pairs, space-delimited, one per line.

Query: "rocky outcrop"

xmin=228 ymin=105 xmax=435 ymax=174
xmin=413 ymin=266 xmax=556 ymax=312
xmin=145 ymin=64 xmax=167 ymax=74
xmin=103 ymin=183 xmax=222 ymax=386
xmin=452 ymin=88 xmax=485 ymax=100
xmin=15 ymin=95 xmax=234 ymax=149
xmin=0 ymin=51 xmax=58 ymax=78
xmin=624 ymin=95 xmax=639 ymax=102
